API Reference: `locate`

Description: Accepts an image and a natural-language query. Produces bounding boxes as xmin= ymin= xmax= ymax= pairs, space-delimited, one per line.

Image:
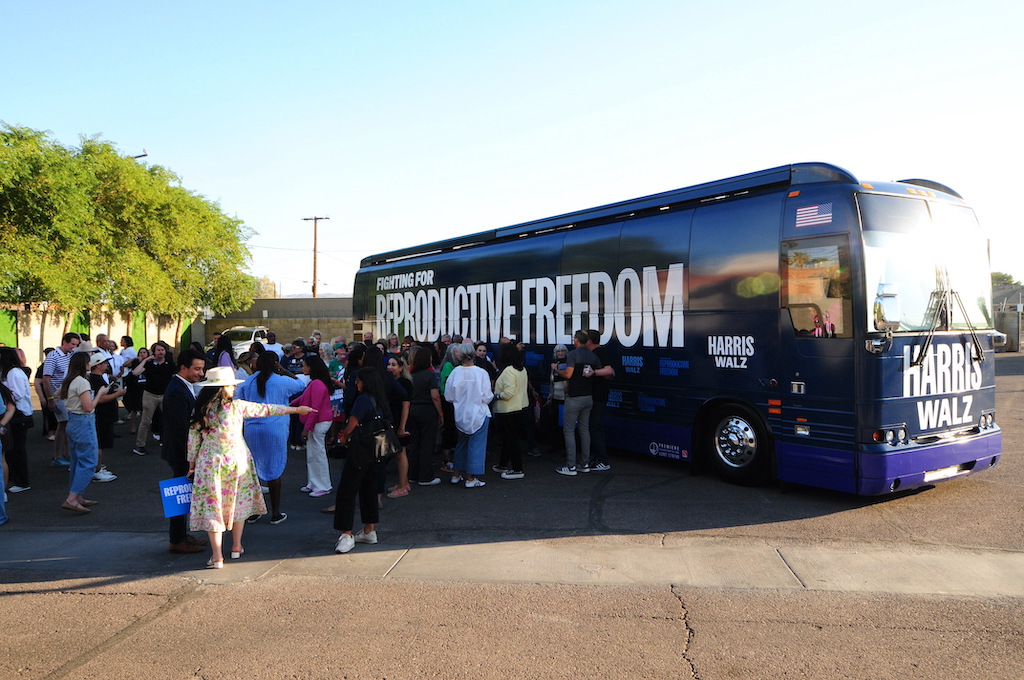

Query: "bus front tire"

xmin=706 ymin=405 xmax=771 ymax=486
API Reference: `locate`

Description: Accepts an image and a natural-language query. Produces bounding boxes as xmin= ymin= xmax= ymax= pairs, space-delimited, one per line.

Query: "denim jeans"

xmin=562 ymin=395 xmax=593 ymax=468
xmin=66 ymin=412 xmax=98 ymax=495
xmin=453 ymin=417 xmax=489 ymax=476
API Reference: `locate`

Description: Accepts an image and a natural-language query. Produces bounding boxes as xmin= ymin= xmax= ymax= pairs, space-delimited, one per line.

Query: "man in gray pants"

xmin=553 ymin=330 xmax=602 ymax=476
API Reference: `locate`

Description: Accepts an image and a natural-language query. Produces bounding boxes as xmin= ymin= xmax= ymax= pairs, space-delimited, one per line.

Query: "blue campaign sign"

xmin=159 ymin=476 xmax=192 ymax=518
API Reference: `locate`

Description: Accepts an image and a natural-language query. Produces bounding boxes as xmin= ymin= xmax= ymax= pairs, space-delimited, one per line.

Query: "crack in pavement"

xmin=43 ymin=581 xmax=205 ymax=679
xmin=671 ymin=585 xmax=701 ymax=679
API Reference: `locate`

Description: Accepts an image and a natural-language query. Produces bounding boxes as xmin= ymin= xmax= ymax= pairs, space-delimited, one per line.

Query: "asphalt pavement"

xmin=3 ymin=358 xmax=1023 ymax=679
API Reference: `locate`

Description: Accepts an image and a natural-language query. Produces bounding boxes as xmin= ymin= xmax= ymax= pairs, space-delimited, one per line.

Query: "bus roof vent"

xmin=897 ymin=178 xmax=963 ymax=199
xmin=790 ymin=162 xmax=858 ymax=186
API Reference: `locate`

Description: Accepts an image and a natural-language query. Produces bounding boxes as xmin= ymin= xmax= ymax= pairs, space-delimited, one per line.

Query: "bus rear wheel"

xmin=706 ymin=405 xmax=771 ymax=486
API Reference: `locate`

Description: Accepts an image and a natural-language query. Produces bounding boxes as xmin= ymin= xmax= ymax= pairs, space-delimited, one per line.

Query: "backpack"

xmin=354 ymin=396 xmax=401 ymax=462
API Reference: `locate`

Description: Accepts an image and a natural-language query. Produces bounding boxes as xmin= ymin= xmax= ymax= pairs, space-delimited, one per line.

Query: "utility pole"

xmin=302 ymin=216 xmax=329 ymax=298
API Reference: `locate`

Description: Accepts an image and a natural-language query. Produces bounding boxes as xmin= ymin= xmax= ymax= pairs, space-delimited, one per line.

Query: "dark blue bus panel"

xmin=353 ymin=162 xmax=1002 ymax=495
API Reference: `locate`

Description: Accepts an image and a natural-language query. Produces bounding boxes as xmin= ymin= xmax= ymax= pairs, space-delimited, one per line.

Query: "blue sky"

xmin=4 ymin=1 xmax=1022 ymax=296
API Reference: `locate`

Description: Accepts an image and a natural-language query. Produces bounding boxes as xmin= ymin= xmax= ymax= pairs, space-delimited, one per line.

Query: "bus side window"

xmin=781 ymin=236 xmax=851 ymax=338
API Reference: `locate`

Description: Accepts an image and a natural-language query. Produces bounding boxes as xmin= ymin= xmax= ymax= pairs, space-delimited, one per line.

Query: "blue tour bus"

xmin=352 ymin=162 xmax=1002 ymax=495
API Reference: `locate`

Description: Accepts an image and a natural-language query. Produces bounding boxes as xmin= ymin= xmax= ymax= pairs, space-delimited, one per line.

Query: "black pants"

xmin=167 ymin=456 xmax=189 ymax=544
xmin=495 ymin=408 xmax=526 ymax=471
xmin=3 ymin=420 xmax=30 ymax=488
xmin=407 ymin=404 xmax=439 ymax=482
xmin=439 ymin=399 xmax=457 ymax=450
xmin=333 ymin=448 xmax=379 ymax=532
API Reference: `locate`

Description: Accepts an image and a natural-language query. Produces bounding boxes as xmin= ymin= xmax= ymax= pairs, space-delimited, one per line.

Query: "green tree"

xmin=0 ymin=126 xmax=95 ymax=315
xmin=992 ymin=271 xmax=1020 ymax=287
xmin=0 ymin=124 xmax=258 ymax=345
xmin=255 ymin=275 xmax=277 ymax=298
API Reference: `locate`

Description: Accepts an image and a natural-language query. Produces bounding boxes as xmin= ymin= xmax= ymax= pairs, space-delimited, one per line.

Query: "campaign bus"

xmin=353 ymin=162 xmax=1003 ymax=495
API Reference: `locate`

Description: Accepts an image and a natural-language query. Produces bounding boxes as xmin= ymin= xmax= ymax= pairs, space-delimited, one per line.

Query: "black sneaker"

xmin=132 ymin=446 xmax=147 ymax=456
xmin=491 ymin=464 xmax=508 ymax=473
xmin=245 ymin=514 xmax=261 ymax=524
xmin=579 ymin=464 xmax=592 ymax=473
xmin=270 ymin=513 xmax=288 ymax=525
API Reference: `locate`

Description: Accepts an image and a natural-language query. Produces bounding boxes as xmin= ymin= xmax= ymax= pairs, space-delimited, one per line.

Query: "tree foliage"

xmin=0 ymin=125 xmax=257 ymax=319
xmin=992 ymin=272 xmax=1020 ymax=287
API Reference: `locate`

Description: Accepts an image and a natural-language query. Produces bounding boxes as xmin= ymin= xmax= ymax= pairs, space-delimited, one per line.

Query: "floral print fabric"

xmin=187 ymin=399 xmax=289 ymax=532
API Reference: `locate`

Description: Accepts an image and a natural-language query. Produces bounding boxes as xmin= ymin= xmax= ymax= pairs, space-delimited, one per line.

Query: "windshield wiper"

xmin=950 ymin=289 xmax=985 ymax=363
xmin=912 ymin=282 xmax=984 ymax=366
xmin=912 ymin=288 xmax=946 ymax=366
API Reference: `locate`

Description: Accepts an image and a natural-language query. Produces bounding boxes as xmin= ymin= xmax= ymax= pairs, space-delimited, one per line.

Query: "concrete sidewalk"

xmin=3 ymin=530 xmax=1022 ymax=597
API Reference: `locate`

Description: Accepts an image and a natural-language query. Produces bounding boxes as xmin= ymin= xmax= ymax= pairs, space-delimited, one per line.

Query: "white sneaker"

xmin=464 ymin=478 xmax=486 ymax=488
xmin=555 ymin=466 xmax=577 ymax=476
xmin=335 ymin=534 xmax=355 ymax=554
xmin=7 ymin=485 xmax=31 ymax=493
xmin=418 ymin=477 xmax=442 ymax=486
xmin=152 ymin=433 xmax=161 ymax=441
xmin=93 ymin=467 xmax=117 ymax=482
xmin=309 ymin=488 xmax=332 ymax=498
xmin=354 ymin=529 xmax=378 ymax=544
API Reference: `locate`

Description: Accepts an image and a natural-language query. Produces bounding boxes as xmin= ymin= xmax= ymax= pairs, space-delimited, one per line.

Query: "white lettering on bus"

xmin=371 ymin=264 xmax=685 ymax=348
xmin=708 ymin=335 xmax=755 ymax=369
xmin=902 ymin=343 xmax=981 ymax=397
xmin=902 ymin=343 xmax=981 ymax=430
xmin=916 ymin=395 xmax=974 ymax=430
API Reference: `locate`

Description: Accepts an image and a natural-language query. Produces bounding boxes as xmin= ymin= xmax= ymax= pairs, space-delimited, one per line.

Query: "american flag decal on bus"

xmin=795 ymin=203 xmax=833 ymax=227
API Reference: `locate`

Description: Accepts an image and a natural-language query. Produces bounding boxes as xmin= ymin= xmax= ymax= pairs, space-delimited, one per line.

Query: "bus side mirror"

xmin=874 ymin=283 xmax=901 ymax=332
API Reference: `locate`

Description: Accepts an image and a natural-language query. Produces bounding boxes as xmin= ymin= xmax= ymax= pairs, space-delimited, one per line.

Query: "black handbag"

xmin=354 ymin=397 xmax=401 ymax=462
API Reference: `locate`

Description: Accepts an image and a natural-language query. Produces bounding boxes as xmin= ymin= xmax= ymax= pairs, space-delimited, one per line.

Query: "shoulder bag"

xmin=354 ymin=396 xmax=401 ymax=462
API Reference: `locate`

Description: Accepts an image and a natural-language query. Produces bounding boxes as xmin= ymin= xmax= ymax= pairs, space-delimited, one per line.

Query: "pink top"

xmin=291 ymin=379 xmax=333 ymax=430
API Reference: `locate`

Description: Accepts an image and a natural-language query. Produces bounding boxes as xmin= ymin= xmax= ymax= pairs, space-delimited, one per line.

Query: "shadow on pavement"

xmin=0 ymin=409 xmax=908 ymax=586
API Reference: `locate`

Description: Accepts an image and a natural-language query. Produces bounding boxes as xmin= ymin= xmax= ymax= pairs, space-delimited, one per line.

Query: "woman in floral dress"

xmin=187 ymin=367 xmax=315 ymax=568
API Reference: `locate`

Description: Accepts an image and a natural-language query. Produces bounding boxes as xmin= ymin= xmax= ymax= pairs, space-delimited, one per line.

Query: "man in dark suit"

xmin=163 ymin=349 xmax=208 ymax=554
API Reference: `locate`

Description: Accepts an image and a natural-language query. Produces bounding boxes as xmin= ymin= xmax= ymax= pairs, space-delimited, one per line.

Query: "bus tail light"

xmin=872 ymin=426 xmax=909 ymax=446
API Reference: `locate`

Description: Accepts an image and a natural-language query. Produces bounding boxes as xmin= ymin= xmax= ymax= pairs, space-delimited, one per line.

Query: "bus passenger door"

xmin=777 ymin=234 xmax=858 ymax=492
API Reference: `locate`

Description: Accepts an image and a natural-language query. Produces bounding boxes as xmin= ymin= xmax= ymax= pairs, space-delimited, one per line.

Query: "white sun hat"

xmin=196 ymin=365 xmax=246 ymax=388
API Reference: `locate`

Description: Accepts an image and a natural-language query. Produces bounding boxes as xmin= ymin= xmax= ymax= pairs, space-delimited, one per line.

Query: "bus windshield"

xmin=860 ymin=194 xmax=993 ymax=332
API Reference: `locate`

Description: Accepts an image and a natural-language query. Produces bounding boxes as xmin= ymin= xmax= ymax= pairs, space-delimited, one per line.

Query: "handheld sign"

xmin=159 ymin=476 xmax=192 ymax=518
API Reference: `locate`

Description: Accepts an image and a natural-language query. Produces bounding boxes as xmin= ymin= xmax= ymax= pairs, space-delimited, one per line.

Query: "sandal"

xmin=386 ymin=486 xmax=411 ymax=498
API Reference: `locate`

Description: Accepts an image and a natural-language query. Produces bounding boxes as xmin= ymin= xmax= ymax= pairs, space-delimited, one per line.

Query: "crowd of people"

xmin=0 ymin=327 xmax=617 ymax=561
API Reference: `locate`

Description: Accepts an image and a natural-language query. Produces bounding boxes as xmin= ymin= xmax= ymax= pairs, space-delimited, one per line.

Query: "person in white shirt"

xmin=263 ymin=331 xmax=285 ymax=359
xmin=119 ymin=336 xmax=138 ymax=362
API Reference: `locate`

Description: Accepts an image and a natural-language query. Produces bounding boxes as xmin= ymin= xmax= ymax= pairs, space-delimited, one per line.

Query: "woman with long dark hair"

xmin=1 ymin=381 xmax=17 ymax=524
xmin=121 ymin=347 xmax=149 ymax=435
xmin=236 ymin=351 xmax=303 ymax=524
xmin=491 ymin=342 xmax=529 ymax=479
xmin=58 ymin=352 xmax=111 ymax=514
xmin=214 ymin=334 xmax=237 ymax=369
xmin=383 ymin=354 xmax=412 ymax=497
xmin=0 ymin=347 xmax=33 ymax=493
xmin=407 ymin=346 xmax=443 ymax=487
xmin=187 ymin=366 xmax=314 ymax=568
xmin=332 ymin=366 xmax=391 ymax=554
xmin=292 ymin=355 xmax=336 ymax=498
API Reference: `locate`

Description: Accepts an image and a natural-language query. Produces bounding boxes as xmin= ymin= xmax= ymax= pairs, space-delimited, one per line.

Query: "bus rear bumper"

xmin=856 ymin=430 xmax=1002 ymax=495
